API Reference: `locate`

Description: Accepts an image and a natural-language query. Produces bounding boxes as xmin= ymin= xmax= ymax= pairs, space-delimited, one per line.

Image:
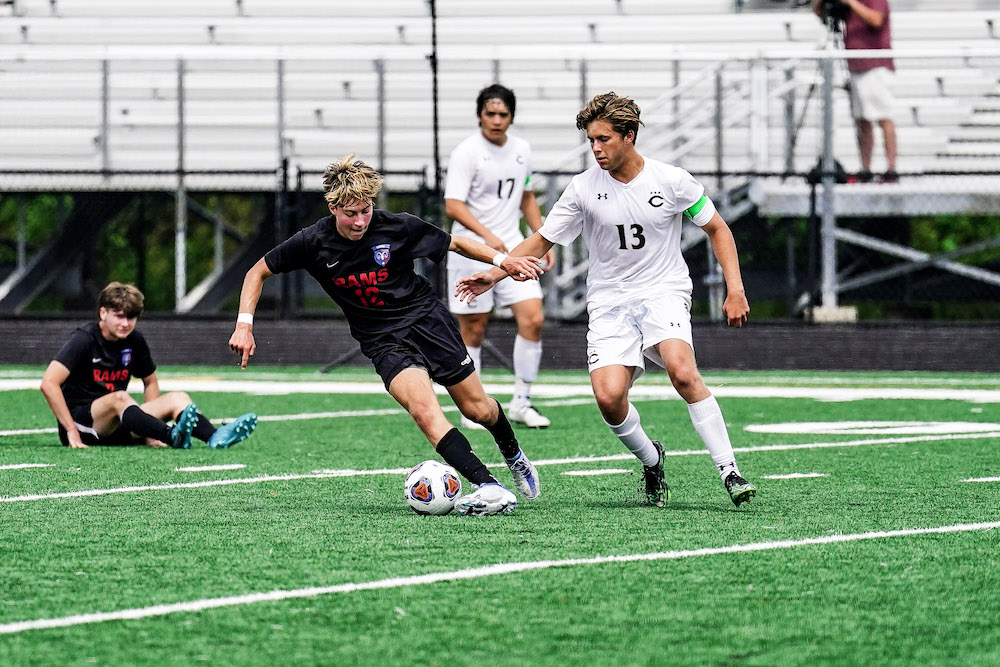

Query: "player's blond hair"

xmin=576 ymin=92 xmax=644 ymax=143
xmin=322 ymin=154 xmax=384 ymax=207
xmin=99 ymin=282 xmax=144 ymax=318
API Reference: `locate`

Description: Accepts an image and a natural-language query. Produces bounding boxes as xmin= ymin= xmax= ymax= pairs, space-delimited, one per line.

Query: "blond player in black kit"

xmin=228 ymin=154 xmax=544 ymax=516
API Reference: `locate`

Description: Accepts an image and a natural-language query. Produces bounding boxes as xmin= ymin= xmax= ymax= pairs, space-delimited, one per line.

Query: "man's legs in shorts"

xmin=89 ymin=390 xmax=195 ymax=447
xmin=855 ymin=117 xmax=875 ymax=174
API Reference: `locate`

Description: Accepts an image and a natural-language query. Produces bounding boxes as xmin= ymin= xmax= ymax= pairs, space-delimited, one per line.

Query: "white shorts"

xmin=447 ymin=266 xmax=544 ymax=314
xmin=849 ymin=67 xmax=896 ymax=122
xmin=585 ymin=292 xmax=693 ymax=381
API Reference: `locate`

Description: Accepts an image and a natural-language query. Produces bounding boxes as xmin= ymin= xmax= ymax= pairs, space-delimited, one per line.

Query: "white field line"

xmin=763 ymin=473 xmax=828 ymax=480
xmin=964 ymin=477 xmax=1000 ymax=483
xmin=562 ymin=469 xmax=632 ymax=476
xmin=0 ymin=463 xmax=55 ymax=470
xmin=4 ymin=377 xmax=1000 ymax=402
xmin=1 ymin=520 xmax=997 ymax=635
xmin=3 ymin=430 xmax=998 ymax=504
xmin=175 ymin=464 xmax=246 ymax=472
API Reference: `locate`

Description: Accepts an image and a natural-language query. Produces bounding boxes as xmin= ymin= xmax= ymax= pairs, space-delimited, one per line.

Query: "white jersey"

xmin=540 ymin=156 xmax=709 ymax=311
xmin=444 ymin=132 xmax=533 ymax=271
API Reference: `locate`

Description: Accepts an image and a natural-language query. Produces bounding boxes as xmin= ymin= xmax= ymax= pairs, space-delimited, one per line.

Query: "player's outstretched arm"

xmin=39 ymin=360 xmax=88 ymax=448
xmin=448 ymin=235 xmax=545 ymax=281
xmin=229 ymin=257 xmax=274 ymax=368
xmin=702 ymin=214 xmax=750 ymax=328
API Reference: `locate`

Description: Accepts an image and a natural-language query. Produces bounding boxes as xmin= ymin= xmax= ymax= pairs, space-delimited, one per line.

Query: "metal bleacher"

xmin=2 ymin=0 xmax=1000 ymax=317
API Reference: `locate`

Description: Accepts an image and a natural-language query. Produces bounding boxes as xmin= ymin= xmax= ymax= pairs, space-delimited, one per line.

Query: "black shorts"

xmin=359 ymin=303 xmax=476 ymax=390
xmin=57 ymin=403 xmax=137 ymax=447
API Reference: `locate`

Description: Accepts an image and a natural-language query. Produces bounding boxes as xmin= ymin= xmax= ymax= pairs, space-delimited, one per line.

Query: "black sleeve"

xmin=405 ymin=214 xmax=451 ymax=264
xmin=52 ymin=329 xmax=89 ymax=372
xmin=130 ymin=331 xmax=157 ymax=379
xmin=264 ymin=228 xmax=312 ymax=275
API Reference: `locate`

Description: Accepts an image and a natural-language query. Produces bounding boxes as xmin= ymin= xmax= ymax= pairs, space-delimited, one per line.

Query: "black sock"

xmin=435 ymin=428 xmax=498 ymax=486
xmin=192 ymin=413 xmax=216 ymax=442
xmin=120 ymin=405 xmax=172 ymax=444
xmin=486 ymin=399 xmax=521 ymax=460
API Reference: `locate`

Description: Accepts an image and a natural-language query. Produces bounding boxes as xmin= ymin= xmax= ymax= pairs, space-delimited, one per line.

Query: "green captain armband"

xmin=683 ymin=195 xmax=716 ymax=224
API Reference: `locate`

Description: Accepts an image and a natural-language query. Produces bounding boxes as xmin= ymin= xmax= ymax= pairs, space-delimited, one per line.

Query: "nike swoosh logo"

xmin=326 ymin=261 xmax=340 ymax=269
xmin=92 ymin=357 xmax=103 ymax=363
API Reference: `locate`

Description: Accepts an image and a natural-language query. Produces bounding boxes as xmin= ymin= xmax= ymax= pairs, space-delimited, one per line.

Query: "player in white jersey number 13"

xmin=455 ymin=92 xmax=757 ymax=508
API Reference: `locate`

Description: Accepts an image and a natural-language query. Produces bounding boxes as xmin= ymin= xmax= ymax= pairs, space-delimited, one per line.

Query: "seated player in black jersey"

xmin=40 ymin=282 xmax=257 ymax=450
xmin=228 ymin=154 xmax=544 ymax=516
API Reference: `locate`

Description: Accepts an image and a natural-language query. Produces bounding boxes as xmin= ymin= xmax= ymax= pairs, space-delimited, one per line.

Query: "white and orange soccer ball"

xmin=404 ymin=460 xmax=462 ymax=515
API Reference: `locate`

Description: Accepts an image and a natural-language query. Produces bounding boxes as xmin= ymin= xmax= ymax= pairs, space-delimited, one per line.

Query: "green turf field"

xmin=1 ymin=366 xmax=999 ymax=665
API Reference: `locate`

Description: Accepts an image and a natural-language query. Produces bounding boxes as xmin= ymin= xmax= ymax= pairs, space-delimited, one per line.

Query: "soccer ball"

xmin=404 ymin=460 xmax=462 ymax=515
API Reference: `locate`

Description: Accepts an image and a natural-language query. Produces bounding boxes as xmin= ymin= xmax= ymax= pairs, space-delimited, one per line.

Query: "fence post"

xmin=175 ymin=57 xmax=187 ymax=312
xmin=820 ymin=54 xmax=838 ymax=308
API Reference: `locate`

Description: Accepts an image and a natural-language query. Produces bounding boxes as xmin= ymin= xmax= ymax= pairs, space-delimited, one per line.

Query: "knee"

xmin=669 ymin=365 xmax=703 ymax=397
xmin=462 ymin=397 xmax=495 ymax=425
xmin=409 ymin=400 xmax=443 ymax=434
xmin=112 ymin=390 xmax=137 ymax=411
xmin=593 ymin=389 xmax=627 ymax=423
xmin=519 ymin=313 xmax=544 ymax=339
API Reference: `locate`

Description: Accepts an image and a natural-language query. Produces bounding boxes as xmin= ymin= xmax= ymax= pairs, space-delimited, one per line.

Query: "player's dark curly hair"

xmin=576 ymin=92 xmax=644 ymax=144
xmin=476 ymin=83 xmax=516 ymax=118
xmin=99 ymin=282 xmax=144 ymax=318
xmin=322 ymin=153 xmax=384 ymax=206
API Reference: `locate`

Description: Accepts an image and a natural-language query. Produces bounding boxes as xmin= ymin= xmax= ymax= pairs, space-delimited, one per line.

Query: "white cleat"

xmin=507 ymin=452 xmax=540 ymax=500
xmin=455 ymin=483 xmax=517 ymax=516
xmin=460 ymin=415 xmax=487 ymax=431
xmin=508 ymin=403 xmax=551 ymax=429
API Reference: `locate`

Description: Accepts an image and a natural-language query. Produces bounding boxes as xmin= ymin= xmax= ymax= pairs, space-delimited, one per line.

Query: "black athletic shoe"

xmin=724 ymin=471 xmax=757 ymax=507
xmin=641 ymin=440 xmax=669 ymax=508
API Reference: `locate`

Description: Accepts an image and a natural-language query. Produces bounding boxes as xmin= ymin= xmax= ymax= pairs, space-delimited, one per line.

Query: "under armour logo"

xmin=597 ymin=193 xmax=608 ymax=200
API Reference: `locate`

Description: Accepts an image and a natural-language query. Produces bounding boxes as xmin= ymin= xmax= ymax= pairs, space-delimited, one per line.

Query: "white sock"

xmin=605 ymin=403 xmax=659 ymax=467
xmin=466 ymin=345 xmax=482 ymax=374
xmin=688 ymin=394 xmax=740 ymax=480
xmin=511 ymin=335 xmax=541 ymax=408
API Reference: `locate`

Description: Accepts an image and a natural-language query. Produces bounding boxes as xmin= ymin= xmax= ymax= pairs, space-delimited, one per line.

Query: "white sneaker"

xmin=460 ymin=415 xmax=487 ymax=431
xmin=507 ymin=452 xmax=540 ymax=500
xmin=455 ymin=483 xmax=517 ymax=516
xmin=508 ymin=403 xmax=551 ymax=429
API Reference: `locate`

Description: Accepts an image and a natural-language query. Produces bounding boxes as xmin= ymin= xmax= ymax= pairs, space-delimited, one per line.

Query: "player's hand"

xmin=68 ymin=439 xmax=89 ymax=449
xmin=723 ymin=291 xmax=750 ymax=328
xmin=483 ymin=232 xmax=508 ymax=253
xmin=540 ymin=249 xmax=557 ymax=272
xmin=143 ymin=438 xmax=167 ymax=448
xmin=229 ymin=324 xmax=257 ymax=368
xmin=499 ymin=255 xmax=545 ymax=282
xmin=455 ymin=272 xmax=500 ymax=303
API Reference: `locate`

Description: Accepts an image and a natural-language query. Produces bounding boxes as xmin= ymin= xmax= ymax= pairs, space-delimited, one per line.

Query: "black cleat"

xmin=641 ymin=440 xmax=669 ymax=508
xmin=724 ymin=471 xmax=757 ymax=507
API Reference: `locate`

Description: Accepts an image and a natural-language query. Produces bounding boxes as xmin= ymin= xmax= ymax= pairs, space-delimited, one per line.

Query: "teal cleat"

xmin=169 ymin=403 xmax=198 ymax=449
xmin=208 ymin=413 xmax=258 ymax=449
xmin=724 ymin=471 xmax=757 ymax=507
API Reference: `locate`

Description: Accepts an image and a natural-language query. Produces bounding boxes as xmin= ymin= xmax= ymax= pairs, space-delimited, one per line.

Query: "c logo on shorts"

xmin=588 ymin=351 xmax=599 ymax=365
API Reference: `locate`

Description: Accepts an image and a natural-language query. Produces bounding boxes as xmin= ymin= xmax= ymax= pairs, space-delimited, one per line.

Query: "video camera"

xmin=819 ymin=0 xmax=850 ymax=28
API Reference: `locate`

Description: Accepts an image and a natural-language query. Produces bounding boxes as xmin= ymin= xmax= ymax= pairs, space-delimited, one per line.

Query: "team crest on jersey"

xmin=121 ymin=348 xmax=132 ymax=366
xmin=373 ymin=243 xmax=391 ymax=267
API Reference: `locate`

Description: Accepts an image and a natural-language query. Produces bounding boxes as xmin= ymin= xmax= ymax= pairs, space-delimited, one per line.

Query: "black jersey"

xmin=52 ymin=322 xmax=156 ymax=410
xmin=264 ymin=209 xmax=451 ymax=338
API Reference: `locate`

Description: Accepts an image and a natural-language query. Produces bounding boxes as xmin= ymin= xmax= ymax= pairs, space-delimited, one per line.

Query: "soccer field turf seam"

xmin=2 ymin=519 xmax=997 ymax=636
xmin=2 ymin=430 xmax=998 ymax=504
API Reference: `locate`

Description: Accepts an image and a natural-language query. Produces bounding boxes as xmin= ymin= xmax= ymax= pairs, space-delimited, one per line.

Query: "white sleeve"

xmin=673 ymin=169 xmax=716 ymax=227
xmin=443 ymin=146 xmax=476 ymax=202
xmin=539 ymin=179 xmax=584 ymax=246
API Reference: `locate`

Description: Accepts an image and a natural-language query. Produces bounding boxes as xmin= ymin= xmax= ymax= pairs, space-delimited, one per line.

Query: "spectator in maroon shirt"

xmin=814 ymin=0 xmax=898 ymax=183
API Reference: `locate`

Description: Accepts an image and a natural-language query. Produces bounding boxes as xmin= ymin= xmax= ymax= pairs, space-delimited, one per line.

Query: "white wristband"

xmin=491 ymin=253 xmax=508 ymax=268
xmin=237 ymin=313 xmax=254 ymax=325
